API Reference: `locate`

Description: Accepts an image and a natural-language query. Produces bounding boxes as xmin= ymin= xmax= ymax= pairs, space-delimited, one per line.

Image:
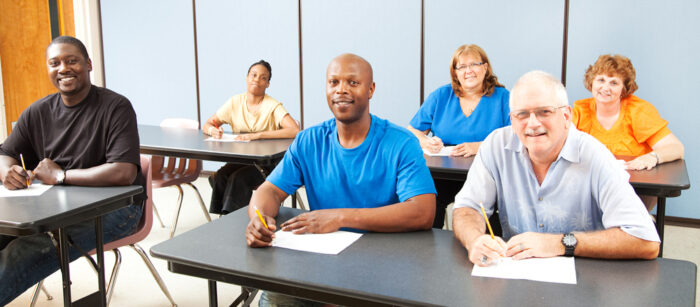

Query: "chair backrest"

xmin=90 ymin=155 xmax=154 ymax=254
xmin=151 ymin=119 xmax=202 ymax=184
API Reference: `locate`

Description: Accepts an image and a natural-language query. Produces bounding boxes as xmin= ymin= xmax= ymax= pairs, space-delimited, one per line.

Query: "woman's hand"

xmin=235 ymin=133 xmax=261 ymax=141
xmin=625 ymin=153 xmax=657 ymax=170
xmin=451 ymin=142 xmax=480 ymax=157
xmin=420 ymin=136 xmax=444 ymax=154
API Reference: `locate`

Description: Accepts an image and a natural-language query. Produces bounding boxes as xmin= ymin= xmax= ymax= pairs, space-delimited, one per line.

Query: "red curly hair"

xmin=584 ymin=54 xmax=638 ymax=98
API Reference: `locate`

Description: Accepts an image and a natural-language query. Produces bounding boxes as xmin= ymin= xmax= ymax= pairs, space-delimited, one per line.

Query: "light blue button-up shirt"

xmin=454 ymin=125 xmax=660 ymax=242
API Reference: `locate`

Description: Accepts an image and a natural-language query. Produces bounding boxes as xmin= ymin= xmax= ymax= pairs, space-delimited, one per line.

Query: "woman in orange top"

xmin=572 ymin=54 xmax=684 ymax=210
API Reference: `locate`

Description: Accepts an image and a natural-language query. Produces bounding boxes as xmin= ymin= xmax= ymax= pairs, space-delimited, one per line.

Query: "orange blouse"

xmin=572 ymin=95 xmax=671 ymax=157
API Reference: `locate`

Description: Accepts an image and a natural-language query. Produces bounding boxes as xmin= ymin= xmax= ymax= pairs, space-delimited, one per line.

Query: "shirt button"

xmin=539 ymin=224 xmax=544 ymax=228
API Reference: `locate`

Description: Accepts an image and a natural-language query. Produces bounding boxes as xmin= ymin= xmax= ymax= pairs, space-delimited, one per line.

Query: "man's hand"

xmin=420 ymin=136 xmax=443 ymax=154
xmin=32 ymin=158 xmax=64 ymax=185
xmin=469 ymin=234 xmax=507 ymax=266
xmin=451 ymin=142 xmax=479 ymax=157
xmin=246 ymin=214 xmax=277 ymax=247
xmin=505 ymin=232 xmax=564 ymax=260
xmin=1 ymin=165 xmax=32 ymax=190
xmin=280 ymin=209 xmax=343 ymax=234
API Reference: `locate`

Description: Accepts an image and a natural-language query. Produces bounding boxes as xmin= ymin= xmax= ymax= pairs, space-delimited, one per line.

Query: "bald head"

xmin=510 ymin=70 xmax=568 ymax=110
xmin=327 ymin=53 xmax=373 ymax=83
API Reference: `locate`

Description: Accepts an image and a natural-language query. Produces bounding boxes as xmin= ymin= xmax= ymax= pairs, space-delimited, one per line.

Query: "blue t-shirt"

xmin=409 ymin=84 xmax=511 ymax=145
xmin=267 ymin=114 xmax=436 ymax=211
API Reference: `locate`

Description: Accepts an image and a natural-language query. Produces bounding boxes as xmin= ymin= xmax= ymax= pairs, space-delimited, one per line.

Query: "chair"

xmin=31 ymin=156 xmax=177 ymax=307
xmin=154 ymin=118 xmax=211 ymax=238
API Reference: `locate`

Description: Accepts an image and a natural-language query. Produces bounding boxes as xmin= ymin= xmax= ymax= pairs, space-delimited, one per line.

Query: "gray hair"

xmin=509 ymin=70 xmax=569 ymax=109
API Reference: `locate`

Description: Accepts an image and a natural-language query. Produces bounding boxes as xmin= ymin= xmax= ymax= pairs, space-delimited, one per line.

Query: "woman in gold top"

xmin=203 ymin=60 xmax=300 ymax=214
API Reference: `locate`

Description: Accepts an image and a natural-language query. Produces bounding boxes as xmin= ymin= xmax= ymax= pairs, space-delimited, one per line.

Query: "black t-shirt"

xmin=0 ymin=85 xmax=146 ymax=202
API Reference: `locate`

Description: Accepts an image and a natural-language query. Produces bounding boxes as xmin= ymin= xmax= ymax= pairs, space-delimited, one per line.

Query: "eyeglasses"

xmin=455 ymin=62 xmax=484 ymax=72
xmin=510 ymin=106 xmax=567 ymax=121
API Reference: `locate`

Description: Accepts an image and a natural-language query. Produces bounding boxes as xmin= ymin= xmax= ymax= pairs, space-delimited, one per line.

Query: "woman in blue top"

xmin=408 ymin=44 xmax=510 ymax=228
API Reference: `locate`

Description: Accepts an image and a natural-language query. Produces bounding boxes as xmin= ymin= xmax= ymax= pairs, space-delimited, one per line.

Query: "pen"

xmin=478 ymin=202 xmax=495 ymax=240
xmin=254 ymin=206 xmax=269 ymax=230
xmin=19 ymin=154 xmax=29 ymax=187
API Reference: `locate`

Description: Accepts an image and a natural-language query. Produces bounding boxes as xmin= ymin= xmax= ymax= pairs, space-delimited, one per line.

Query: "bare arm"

xmin=282 ymin=193 xmax=435 ymax=233
xmin=505 ymin=228 xmax=660 ymax=260
xmin=245 ymin=181 xmax=288 ymax=247
xmin=202 ymin=114 xmax=224 ymax=138
xmin=627 ymin=133 xmax=684 ymax=170
xmin=406 ymin=125 xmax=443 ymax=153
xmin=241 ymin=114 xmax=301 ymax=141
xmin=32 ymin=158 xmax=137 ymax=186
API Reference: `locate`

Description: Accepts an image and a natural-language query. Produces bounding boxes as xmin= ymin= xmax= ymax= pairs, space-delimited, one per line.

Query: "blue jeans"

xmin=259 ymin=291 xmax=326 ymax=307
xmin=0 ymin=202 xmax=142 ymax=305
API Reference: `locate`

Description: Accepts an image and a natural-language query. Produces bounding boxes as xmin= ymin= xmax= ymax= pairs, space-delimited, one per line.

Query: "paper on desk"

xmin=472 ymin=256 xmax=576 ymax=284
xmin=204 ymin=134 xmax=251 ymax=143
xmin=423 ymin=146 xmax=456 ymax=156
xmin=272 ymin=230 xmax=362 ymax=255
xmin=0 ymin=183 xmax=52 ymax=197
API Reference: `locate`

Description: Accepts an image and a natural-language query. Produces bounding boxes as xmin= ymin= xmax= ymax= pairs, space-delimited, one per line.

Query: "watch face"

xmin=563 ymin=234 xmax=577 ymax=246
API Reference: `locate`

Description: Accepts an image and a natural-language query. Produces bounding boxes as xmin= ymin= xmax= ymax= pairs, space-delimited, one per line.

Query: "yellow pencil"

xmin=254 ymin=206 xmax=269 ymax=230
xmin=478 ymin=202 xmax=495 ymax=240
xmin=19 ymin=154 xmax=29 ymax=187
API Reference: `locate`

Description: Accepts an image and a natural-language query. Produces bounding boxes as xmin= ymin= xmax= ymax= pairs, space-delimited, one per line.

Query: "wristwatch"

xmin=562 ymin=233 xmax=577 ymax=257
xmin=56 ymin=169 xmax=65 ymax=185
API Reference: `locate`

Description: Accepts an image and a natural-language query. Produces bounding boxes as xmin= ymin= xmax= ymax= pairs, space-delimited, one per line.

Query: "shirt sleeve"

xmin=628 ymin=98 xmax=670 ymax=146
xmin=593 ymin=146 xmax=660 ymax=242
xmin=215 ymin=96 xmax=235 ymax=125
xmin=266 ymin=133 xmax=305 ymax=195
xmin=271 ymin=103 xmax=290 ymax=128
xmin=409 ymin=88 xmax=441 ymax=131
xmin=0 ymin=105 xmax=37 ymax=166
xmin=395 ymin=136 xmax=436 ymax=202
xmin=453 ymin=149 xmax=498 ymax=216
xmin=499 ymin=88 xmax=511 ymax=126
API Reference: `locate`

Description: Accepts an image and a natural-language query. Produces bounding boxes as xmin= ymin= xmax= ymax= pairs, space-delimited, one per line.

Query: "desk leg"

xmin=95 ymin=216 xmax=107 ymax=307
xmin=208 ymin=280 xmax=218 ymax=307
xmin=292 ymin=193 xmax=297 ymax=209
xmin=657 ymin=197 xmax=666 ymax=258
xmin=58 ymin=228 xmax=72 ymax=306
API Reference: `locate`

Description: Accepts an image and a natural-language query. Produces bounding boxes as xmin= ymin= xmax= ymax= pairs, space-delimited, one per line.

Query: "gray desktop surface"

xmin=138 ymin=124 xmax=292 ymax=165
xmin=151 ymin=206 xmax=696 ymax=307
xmin=0 ymin=185 xmax=142 ymax=236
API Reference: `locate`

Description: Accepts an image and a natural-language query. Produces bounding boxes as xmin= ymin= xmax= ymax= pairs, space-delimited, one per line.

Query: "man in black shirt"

xmin=0 ymin=36 xmax=146 ymax=305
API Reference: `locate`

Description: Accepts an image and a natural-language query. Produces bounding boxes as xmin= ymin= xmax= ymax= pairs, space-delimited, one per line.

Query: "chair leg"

xmin=152 ymin=202 xmax=166 ymax=228
xmin=30 ymin=280 xmax=53 ymax=307
xmin=169 ymin=185 xmax=185 ymax=239
xmin=106 ymin=249 xmax=122 ymax=306
xmin=185 ymin=182 xmax=211 ymax=222
xmin=130 ymin=243 xmax=177 ymax=307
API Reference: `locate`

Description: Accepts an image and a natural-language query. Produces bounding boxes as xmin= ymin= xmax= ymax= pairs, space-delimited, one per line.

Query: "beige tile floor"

xmin=7 ymin=177 xmax=700 ymax=306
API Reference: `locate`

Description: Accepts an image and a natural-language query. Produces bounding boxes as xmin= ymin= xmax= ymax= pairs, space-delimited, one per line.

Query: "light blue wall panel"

xmin=567 ymin=0 xmax=700 ymax=218
xmin=301 ymin=0 xmax=421 ymax=128
xmin=101 ymin=0 xmax=198 ymax=126
xmin=195 ymin=0 xmax=301 ymax=171
xmin=195 ymin=0 xmax=301 ymax=129
xmin=425 ymin=0 xmax=565 ymax=97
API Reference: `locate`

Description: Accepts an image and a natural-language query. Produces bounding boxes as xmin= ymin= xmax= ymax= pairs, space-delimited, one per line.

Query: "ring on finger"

xmin=480 ymin=255 xmax=488 ymax=265
xmin=519 ymin=243 xmax=524 ymax=252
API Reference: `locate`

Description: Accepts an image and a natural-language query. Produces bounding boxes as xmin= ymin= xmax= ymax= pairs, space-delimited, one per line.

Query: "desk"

xmin=151 ymin=206 xmax=696 ymax=307
xmin=425 ymin=155 xmax=691 ymax=256
xmin=0 ymin=185 xmax=142 ymax=306
xmin=138 ymin=124 xmax=292 ymax=169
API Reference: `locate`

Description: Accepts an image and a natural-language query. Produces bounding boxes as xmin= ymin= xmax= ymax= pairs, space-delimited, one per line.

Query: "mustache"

xmin=524 ymin=128 xmax=547 ymax=136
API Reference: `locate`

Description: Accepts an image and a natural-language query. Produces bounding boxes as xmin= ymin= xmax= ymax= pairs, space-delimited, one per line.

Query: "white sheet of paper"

xmin=204 ymin=134 xmax=251 ymax=143
xmin=272 ymin=230 xmax=362 ymax=255
xmin=423 ymin=146 xmax=456 ymax=156
xmin=472 ymin=256 xmax=577 ymax=284
xmin=0 ymin=183 xmax=52 ymax=197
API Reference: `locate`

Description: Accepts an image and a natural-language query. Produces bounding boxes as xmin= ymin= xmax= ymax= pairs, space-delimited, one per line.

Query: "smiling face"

xmin=246 ymin=64 xmax=270 ymax=96
xmin=454 ymin=53 xmax=487 ymax=94
xmin=510 ymin=77 xmax=571 ymax=164
xmin=325 ymin=54 xmax=375 ymax=125
xmin=46 ymin=43 xmax=92 ymax=100
xmin=591 ymin=74 xmax=624 ymax=105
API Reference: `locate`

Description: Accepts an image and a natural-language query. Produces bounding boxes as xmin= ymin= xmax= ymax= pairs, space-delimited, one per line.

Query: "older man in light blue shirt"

xmin=453 ymin=71 xmax=660 ymax=267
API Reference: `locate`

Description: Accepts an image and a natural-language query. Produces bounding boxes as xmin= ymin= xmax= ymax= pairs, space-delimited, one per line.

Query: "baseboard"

xmin=665 ymin=216 xmax=700 ymax=229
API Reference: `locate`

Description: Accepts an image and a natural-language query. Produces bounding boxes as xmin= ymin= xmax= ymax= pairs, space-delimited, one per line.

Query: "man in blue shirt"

xmin=246 ymin=53 xmax=436 ymax=306
xmin=453 ymin=71 xmax=659 ymax=267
